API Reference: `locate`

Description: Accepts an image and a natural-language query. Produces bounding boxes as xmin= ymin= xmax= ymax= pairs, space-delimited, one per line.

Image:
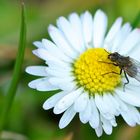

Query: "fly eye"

xmin=112 ymin=55 xmax=117 ymax=59
xmin=108 ymin=54 xmax=117 ymax=61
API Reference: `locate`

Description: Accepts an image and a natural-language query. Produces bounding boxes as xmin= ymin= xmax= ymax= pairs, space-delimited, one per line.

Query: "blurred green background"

xmin=0 ymin=0 xmax=140 ymax=140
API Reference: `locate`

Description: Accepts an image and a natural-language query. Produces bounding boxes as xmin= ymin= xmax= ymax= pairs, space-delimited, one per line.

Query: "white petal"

xmin=33 ymin=41 xmax=44 ymax=48
xmin=36 ymin=80 xmax=58 ymax=91
xmin=128 ymin=74 xmax=140 ymax=86
xmin=59 ymin=105 xmax=76 ymax=129
xmin=28 ymin=78 xmax=44 ymax=89
xmin=93 ymin=10 xmax=107 ymax=47
xmin=95 ymin=124 xmax=103 ymax=137
xmin=53 ymin=88 xmax=83 ymax=114
xmin=108 ymin=94 xmax=120 ymax=115
xmin=32 ymin=49 xmax=39 ymax=57
xmin=116 ymin=88 xmax=140 ymax=107
xmin=48 ymin=62 xmax=72 ymax=72
xmin=114 ymin=94 xmax=136 ymax=126
xmin=94 ymin=94 xmax=113 ymax=120
xmin=79 ymin=98 xmax=92 ymax=124
xmin=114 ymin=94 xmax=127 ymax=111
xmin=121 ymin=111 xmax=136 ymax=127
xmin=74 ymin=92 xmax=89 ymax=112
xmin=104 ymin=17 xmax=123 ymax=50
xmin=36 ymin=48 xmax=70 ymax=68
xmin=128 ymin=105 xmax=140 ymax=124
xmin=81 ymin=11 xmax=93 ymax=48
xmin=42 ymin=38 xmax=56 ymax=48
xmin=42 ymin=39 xmax=72 ymax=62
xmin=26 ymin=66 xmax=47 ymax=76
xmin=59 ymin=82 xmax=76 ymax=92
xmin=48 ymin=76 xmax=74 ymax=84
xmin=89 ymin=97 xmax=100 ymax=128
xmin=48 ymin=77 xmax=76 ymax=91
xmin=111 ymin=23 xmax=132 ymax=52
xmin=48 ymin=25 xmax=78 ymax=59
xmin=43 ymin=91 xmax=67 ymax=110
xmin=68 ymin=13 xmax=85 ymax=51
xmin=101 ymin=115 xmax=112 ymax=135
xmin=28 ymin=78 xmax=58 ymax=91
xmin=110 ymin=118 xmax=117 ymax=127
xmin=45 ymin=67 xmax=72 ymax=77
xmin=46 ymin=61 xmax=71 ymax=71
xmin=95 ymin=94 xmax=105 ymax=113
xmin=118 ymin=29 xmax=140 ymax=55
xmin=129 ymin=44 xmax=140 ymax=60
xmin=36 ymin=49 xmax=71 ymax=70
xmin=103 ymin=93 xmax=119 ymax=116
xmin=57 ymin=17 xmax=83 ymax=53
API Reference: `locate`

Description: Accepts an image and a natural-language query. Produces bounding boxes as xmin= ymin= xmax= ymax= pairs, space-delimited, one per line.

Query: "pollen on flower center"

xmin=73 ymin=48 xmax=122 ymax=94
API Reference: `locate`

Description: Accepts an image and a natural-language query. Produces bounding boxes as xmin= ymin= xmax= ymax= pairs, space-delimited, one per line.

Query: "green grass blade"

xmin=0 ymin=1 xmax=26 ymax=132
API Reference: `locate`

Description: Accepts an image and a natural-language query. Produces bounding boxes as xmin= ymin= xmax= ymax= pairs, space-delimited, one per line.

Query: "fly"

xmin=107 ymin=52 xmax=140 ymax=89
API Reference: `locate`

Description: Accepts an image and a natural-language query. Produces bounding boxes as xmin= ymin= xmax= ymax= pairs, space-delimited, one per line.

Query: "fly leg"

xmin=102 ymin=71 xmax=120 ymax=76
xmin=102 ymin=69 xmax=122 ymax=76
xmin=98 ymin=61 xmax=118 ymax=66
xmin=120 ymin=69 xmax=122 ymax=74
xmin=103 ymin=49 xmax=109 ymax=54
xmin=123 ymin=71 xmax=129 ymax=91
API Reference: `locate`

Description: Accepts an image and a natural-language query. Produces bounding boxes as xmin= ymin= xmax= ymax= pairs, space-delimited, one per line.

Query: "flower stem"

xmin=0 ymin=0 xmax=26 ymax=132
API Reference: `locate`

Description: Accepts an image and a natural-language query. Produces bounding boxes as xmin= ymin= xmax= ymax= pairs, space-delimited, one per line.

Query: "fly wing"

xmin=125 ymin=57 xmax=140 ymax=82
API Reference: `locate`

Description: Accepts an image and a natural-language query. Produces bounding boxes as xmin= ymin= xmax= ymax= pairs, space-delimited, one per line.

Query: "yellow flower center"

xmin=73 ymin=48 xmax=122 ymax=94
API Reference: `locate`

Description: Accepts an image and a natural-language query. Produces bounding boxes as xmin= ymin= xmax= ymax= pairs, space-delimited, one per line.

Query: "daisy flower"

xmin=26 ymin=10 xmax=140 ymax=137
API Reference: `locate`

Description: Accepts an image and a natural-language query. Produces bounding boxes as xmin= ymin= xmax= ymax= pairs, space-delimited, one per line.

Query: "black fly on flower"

xmin=108 ymin=52 xmax=140 ymax=87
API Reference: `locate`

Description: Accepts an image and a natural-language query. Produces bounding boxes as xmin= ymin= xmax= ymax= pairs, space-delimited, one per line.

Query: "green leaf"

xmin=0 ymin=0 xmax=26 ymax=132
